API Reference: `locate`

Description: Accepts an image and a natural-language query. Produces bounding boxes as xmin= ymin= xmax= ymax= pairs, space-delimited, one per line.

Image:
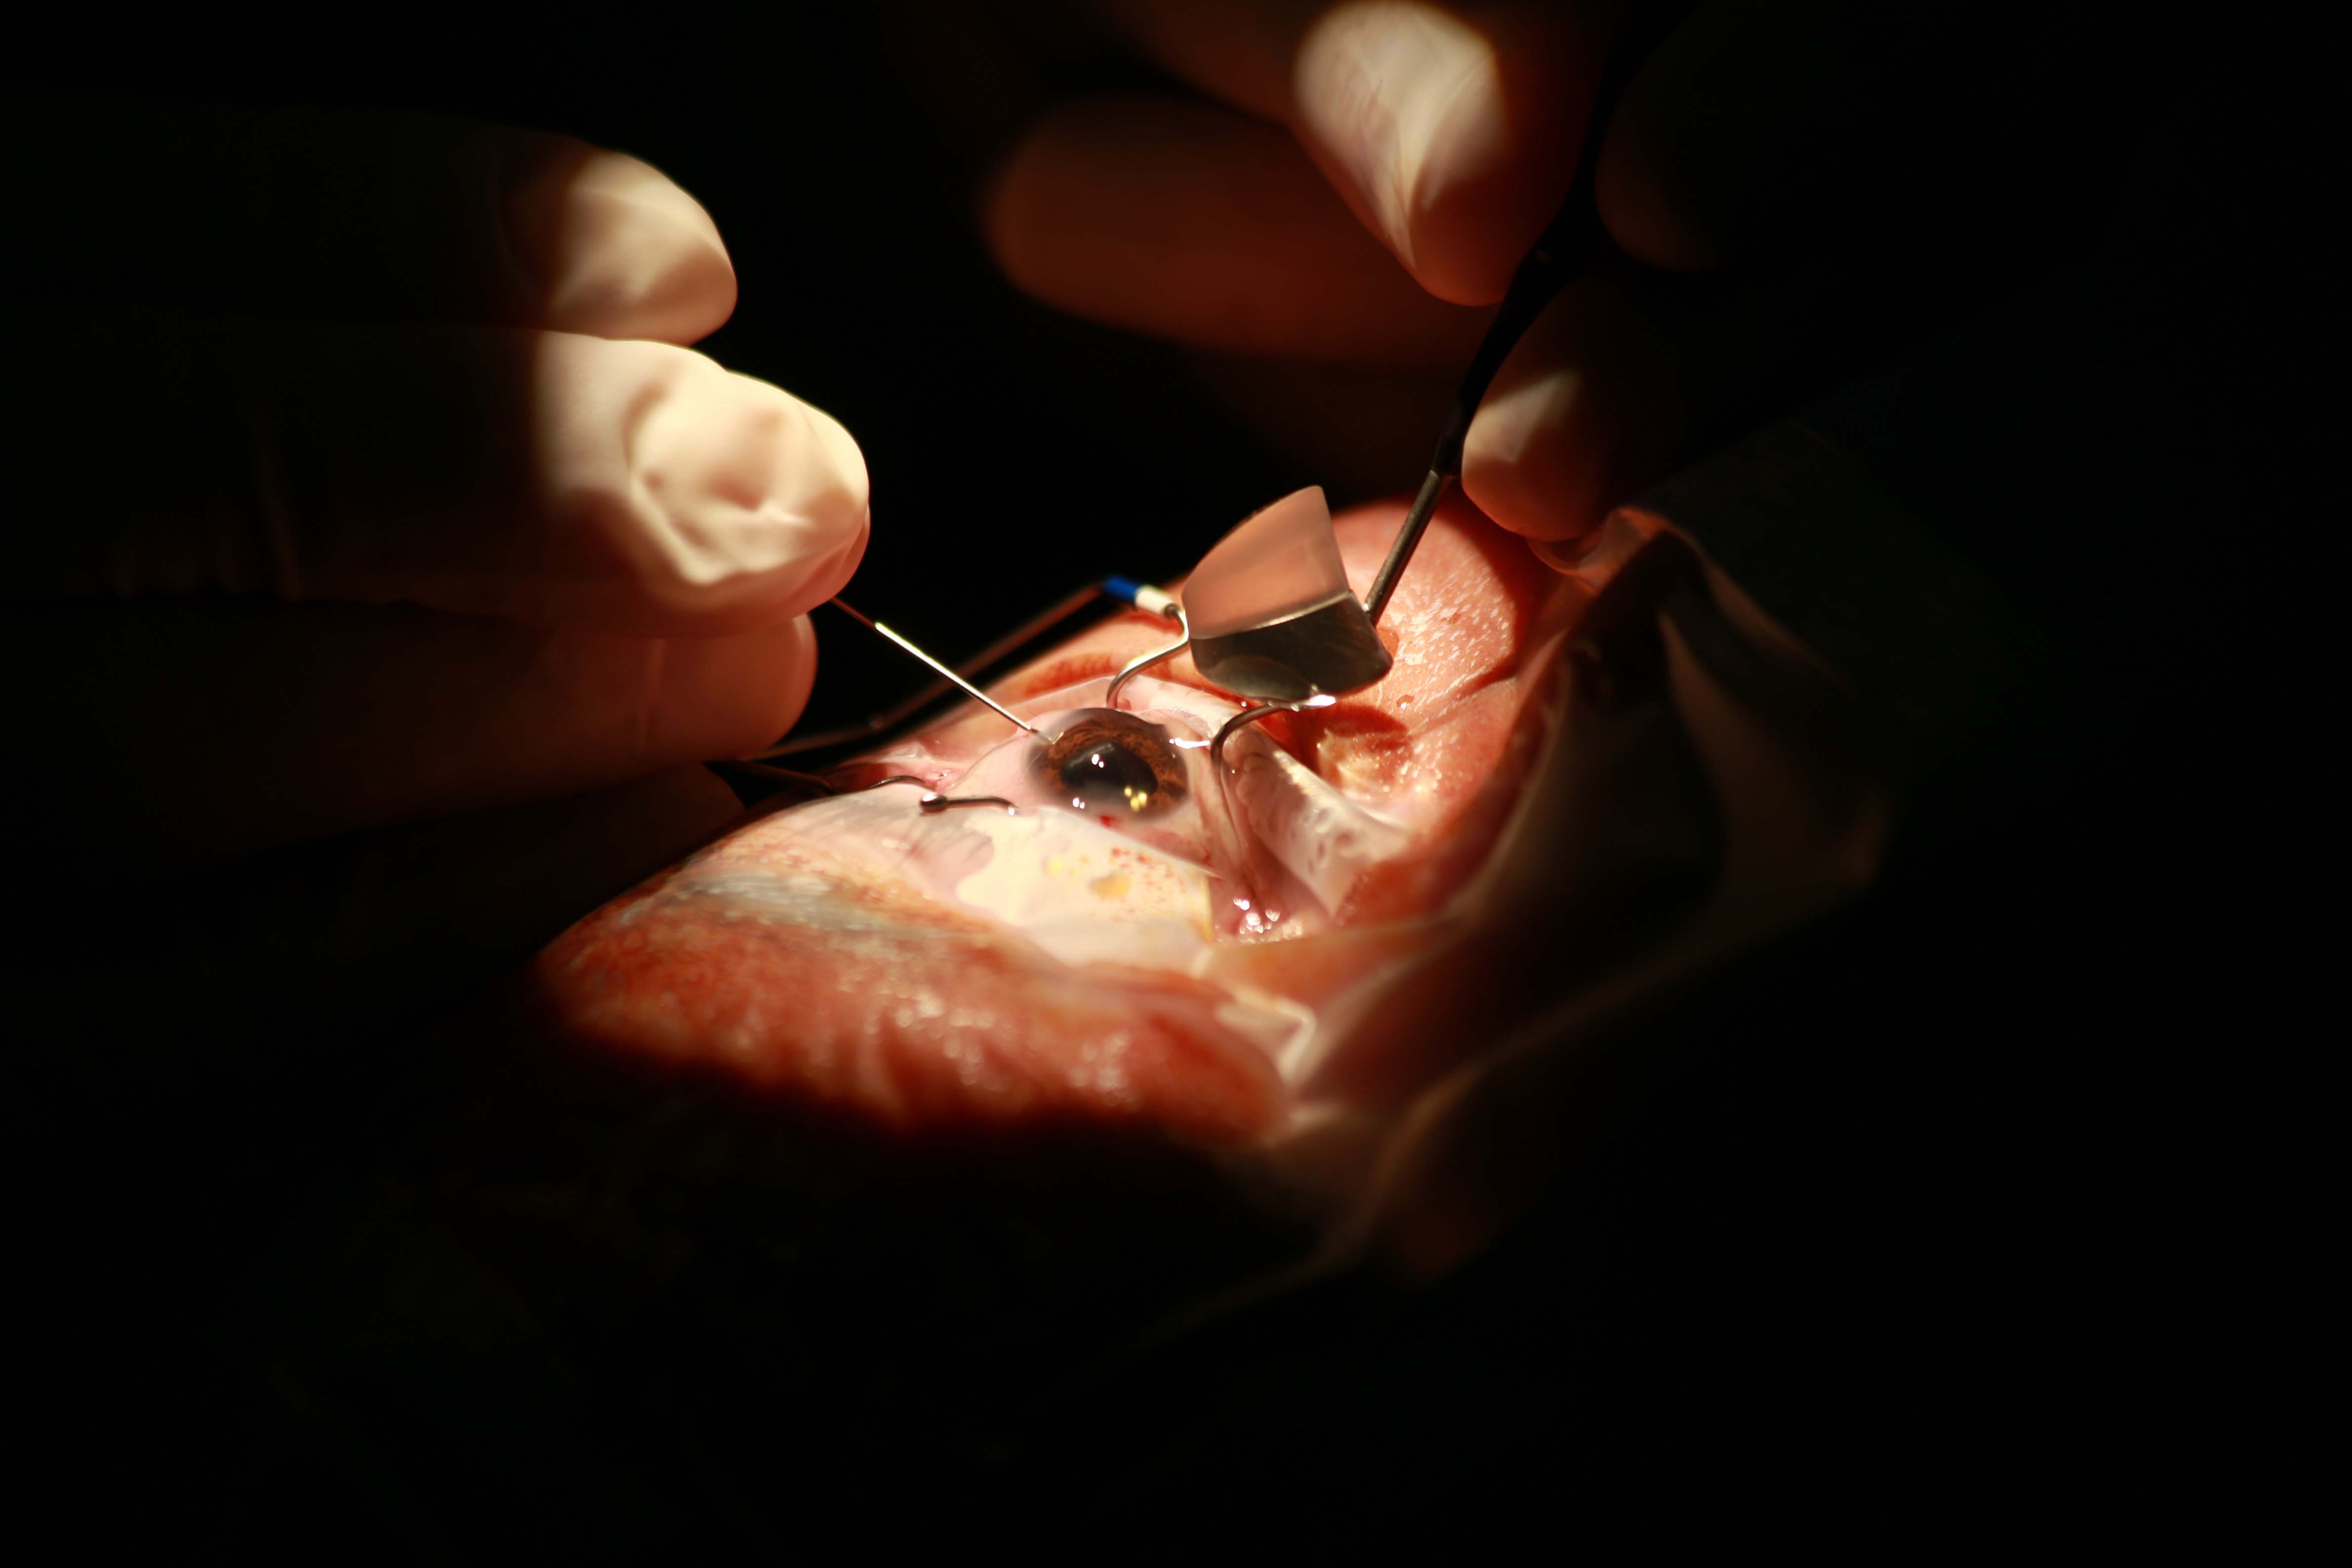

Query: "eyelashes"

xmin=1037 ymin=709 xmax=1189 ymax=818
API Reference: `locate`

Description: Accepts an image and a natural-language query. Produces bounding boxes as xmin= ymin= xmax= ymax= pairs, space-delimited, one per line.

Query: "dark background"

xmin=4 ymin=2 xmax=2262 ymax=1548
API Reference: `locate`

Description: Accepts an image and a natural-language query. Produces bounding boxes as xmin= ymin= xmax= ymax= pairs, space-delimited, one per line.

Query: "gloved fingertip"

xmin=783 ymin=486 xmax=871 ymax=611
xmin=1595 ymin=121 xmax=1736 ymax=273
xmin=745 ymin=613 xmax=822 ymax=754
xmin=975 ymin=131 xmax=1043 ymax=289
xmin=652 ymin=616 xmax=821 ymax=764
xmin=788 ymin=392 xmax=874 ymax=602
xmin=1293 ymin=2 xmax=1588 ymax=306
xmin=1528 ymin=534 xmax=1601 ymax=573
xmin=1460 ymin=363 xmax=1607 ymax=543
xmin=557 ymin=343 xmax=869 ymax=633
xmin=508 ymin=142 xmax=737 ymax=343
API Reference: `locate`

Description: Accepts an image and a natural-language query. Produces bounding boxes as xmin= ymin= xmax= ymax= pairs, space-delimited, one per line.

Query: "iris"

xmin=1060 ymin=738 xmax=1160 ymax=813
xmin=1039 ymin=709 xmax=1188 ymax=817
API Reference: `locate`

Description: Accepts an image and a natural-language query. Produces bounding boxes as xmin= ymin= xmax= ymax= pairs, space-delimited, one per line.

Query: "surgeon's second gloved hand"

xmin=979 ymin=1 xmax=2124 ymax=548
xmin=0 ymin=95 xmax=869 ymax=1054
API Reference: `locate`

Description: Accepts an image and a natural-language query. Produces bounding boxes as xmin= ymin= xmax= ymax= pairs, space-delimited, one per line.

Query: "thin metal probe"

xmin=1104 ymin=604 xmax=1189 ymax=711
xmin=1362 ymin=468 xmax=1451 ymax=626
xmin=761 ymin=583 xmax=1102 ymax=759
xmin=919 ymin=794 xmax=1016 ymax=814
xmin=828 ymin=597 xmax=1040 ymax=737
xmin=1358 ymin=4 xmax=1678 ymax=628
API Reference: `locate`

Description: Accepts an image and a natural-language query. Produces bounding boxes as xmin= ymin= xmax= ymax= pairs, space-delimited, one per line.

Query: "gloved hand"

xmin=979 ymin=1 xmax=2121 ymax=545
xmin=1 ymin=95 xmax=869 ymax=1053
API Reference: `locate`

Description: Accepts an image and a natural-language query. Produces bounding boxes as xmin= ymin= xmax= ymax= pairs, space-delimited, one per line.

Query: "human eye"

xmin=1035 ymin=709 xmax=1188 ymax=818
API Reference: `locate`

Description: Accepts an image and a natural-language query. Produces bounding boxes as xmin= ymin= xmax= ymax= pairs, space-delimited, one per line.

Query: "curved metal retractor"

xmin=1104 ymin=604 xmax=1189 ymax=712
xmin=865 ymin=774 xmax=1016 ymax=814
xmin=1209 ymin=694 xmax=1336 ymax=773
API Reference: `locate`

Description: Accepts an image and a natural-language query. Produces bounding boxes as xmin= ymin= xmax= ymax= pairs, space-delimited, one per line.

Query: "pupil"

xmin=1060 ymin=741 xmax=1158 ymax=812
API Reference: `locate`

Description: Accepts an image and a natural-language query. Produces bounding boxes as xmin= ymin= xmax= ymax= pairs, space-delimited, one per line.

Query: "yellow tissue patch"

xmin=950 ymin=809 xmax=1213 ymax=967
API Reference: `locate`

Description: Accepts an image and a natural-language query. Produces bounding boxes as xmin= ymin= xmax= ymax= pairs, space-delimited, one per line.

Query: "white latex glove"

xmin=980 ymin=1 xmax=2092 ymax=543
xmin=0 ymin=96 xmax=868 ymax=1049
xmin=5 ymin=96 xmax=869 ymax=876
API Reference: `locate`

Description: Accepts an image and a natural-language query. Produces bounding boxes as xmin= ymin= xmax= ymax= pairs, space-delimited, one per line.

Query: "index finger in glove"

xmin=14 ymin=310 xmax=868 ymax=636
xmin=1088 ymin=0 xmax=1612 ymax=305
xmin=986 ymin=95 xmax=1492 ymax=368
xmin=3 ymin=94 xmax=735 ymax=344
xmin=9 ymin=595 xmax=819 ymax=875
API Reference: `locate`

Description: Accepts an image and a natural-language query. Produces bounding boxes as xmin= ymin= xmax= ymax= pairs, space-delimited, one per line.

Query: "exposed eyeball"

xmin=1038 ymin=709 xmax=1187 ymax=817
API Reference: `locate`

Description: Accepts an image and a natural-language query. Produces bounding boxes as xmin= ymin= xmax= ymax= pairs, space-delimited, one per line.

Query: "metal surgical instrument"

xmin=1103 ymin=580 xmax=1187 ymax=711
xmin=761 ymin=579 xmax=1182 ymax=761
xmin=866 ymin=775 xmax=1018 ymax=815
xmin=746 ymin=582 xmax=1189 ymax=799
xmin=826 ymin=597 xmax=1041 ymax=738
xmin=1195 ymin=15 xmax=1668 ymax=706
xmin=1210 ymin=695 xmax=1336 ymax=774
xmin=1171 ymin=164 xmax=1602 ymax=709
